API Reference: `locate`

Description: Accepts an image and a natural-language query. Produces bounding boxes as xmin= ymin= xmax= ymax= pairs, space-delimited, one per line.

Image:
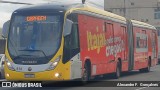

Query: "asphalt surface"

xmin=0 ymin=64 xmax=160 ymax=90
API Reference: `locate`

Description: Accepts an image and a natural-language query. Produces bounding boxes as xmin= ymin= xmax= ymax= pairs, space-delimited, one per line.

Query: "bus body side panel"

xmin=78 ymin=14 xmax=108 ymax=76
xmin=133 ymin=26 xmax=148 ymax=70
xmin=111 ymin=21 xmax=128 ymax=72
xmin=147 ymin=30 xmax=154 ymax=66
xmin=104 ymin=20 xmax=117 ymax=74
xmin=120 ymin=25 xmax=129 ymax=72
xmin=146 ymin=28 xmax=158 ymax=66
xmin=151 ymin=30 xmax=158 ymax=66
xmin=78 ymin=14 xmax=126 ymax=76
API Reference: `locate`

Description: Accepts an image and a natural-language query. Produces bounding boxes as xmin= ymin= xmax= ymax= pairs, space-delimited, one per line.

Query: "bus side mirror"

xmin=2 ymin=20 xmax=10 ymax=38
xmin=63 ymin=19 xmax=73 ymax=36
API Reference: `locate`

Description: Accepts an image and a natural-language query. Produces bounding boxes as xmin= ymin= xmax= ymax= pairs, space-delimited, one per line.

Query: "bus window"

xmin=63 ymin=23 xmax=80 ymax=64
xmin=63 ymin=14 xmax=79 ymax=64
xmin=70 ymin=24 xmax=79 ymax=49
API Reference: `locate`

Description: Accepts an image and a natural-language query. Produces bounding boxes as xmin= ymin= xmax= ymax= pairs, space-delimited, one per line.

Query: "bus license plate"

xmin=25 ymin=74 xmax=35 ymax=78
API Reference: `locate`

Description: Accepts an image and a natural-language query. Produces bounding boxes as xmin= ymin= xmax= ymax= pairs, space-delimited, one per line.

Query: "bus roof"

xmin=77 ymin=5 xmax=127 ymax=23
xmin=15 ymin=3 xmax=156 ymax=30
xmin=131 ymin=20 xmax=156 ymax=30
xmin=14 ymin=3 xmax=83 ymax=13
xmin=14 ymin=3 xmax=126 ymax=24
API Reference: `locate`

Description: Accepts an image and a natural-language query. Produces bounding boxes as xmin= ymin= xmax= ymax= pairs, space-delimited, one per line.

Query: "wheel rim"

xmin=116 ymin=63 xmax=120 ymax=77
xmin=82 ymin=68 xmax=88 ymax=81
xmin=148 ymin=61 xmax=151 ymax=71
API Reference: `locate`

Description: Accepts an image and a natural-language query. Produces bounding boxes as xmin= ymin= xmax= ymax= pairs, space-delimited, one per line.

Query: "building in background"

xmin=104 ymin=0 xmax=160 ymax=62
xmin=104 ymin=0 xmax=160 ymax=29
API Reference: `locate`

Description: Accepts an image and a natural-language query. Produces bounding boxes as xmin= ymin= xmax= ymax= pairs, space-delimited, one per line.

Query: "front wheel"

xmin=81 ymin=64 xmax=90 ymax=83
xmin=113 ymin=62 xmax=121 ymax=79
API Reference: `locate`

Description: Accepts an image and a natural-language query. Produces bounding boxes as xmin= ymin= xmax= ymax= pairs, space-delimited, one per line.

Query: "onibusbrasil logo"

xmin=2 ymin=82 xmax=42 ymax=87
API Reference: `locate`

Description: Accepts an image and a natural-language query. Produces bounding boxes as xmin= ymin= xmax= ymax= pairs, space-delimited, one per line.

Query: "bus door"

xmin=105 ymin=22 xmax=115 ymax=73
xmin=121 ymin=26 xmax=128 ymax=71
xmin=141 ymin=30 xmax=148 ymax=66
xmin=151 ymin=31 xmax=157 ymax=65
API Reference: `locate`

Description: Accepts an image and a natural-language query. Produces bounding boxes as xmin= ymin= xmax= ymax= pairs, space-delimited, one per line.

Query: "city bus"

xmin=2 ymin=3 xmax=158 ymax=81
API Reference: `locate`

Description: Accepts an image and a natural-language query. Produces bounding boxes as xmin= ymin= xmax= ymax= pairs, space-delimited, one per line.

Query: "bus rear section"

xmin=131 ymin=20 xmax=158 ymax=71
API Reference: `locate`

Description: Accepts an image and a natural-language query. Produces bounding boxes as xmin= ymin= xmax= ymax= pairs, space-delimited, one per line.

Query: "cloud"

xmin=0 ymin=3 xmax=26 ymax=27
xmin=0 ymin=12 xmax=11 ymax=28
xmin=0 ymin=0 xmax=48 ymax=27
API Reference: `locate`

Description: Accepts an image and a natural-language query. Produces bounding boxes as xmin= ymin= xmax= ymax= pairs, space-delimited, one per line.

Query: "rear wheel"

xmin=81 ymin=64 xmax=90 ymax=83
xmin=144 ymin=64 xmax=151 ymax=72
xmin=139 ymin=59 xmax=151 ymax=73
xmin=113 ymin=62 xmax=121 ymax=79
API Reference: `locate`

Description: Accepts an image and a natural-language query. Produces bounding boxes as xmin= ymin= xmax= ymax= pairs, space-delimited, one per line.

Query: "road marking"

xmin=135 ymin=87 xmax=147 ymax=90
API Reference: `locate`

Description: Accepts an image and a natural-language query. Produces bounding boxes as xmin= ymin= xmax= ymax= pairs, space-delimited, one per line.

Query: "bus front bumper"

xmin=5 ymin=67 xmax=71 ymax=81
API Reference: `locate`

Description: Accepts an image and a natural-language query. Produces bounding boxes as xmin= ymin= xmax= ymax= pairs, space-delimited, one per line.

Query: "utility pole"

xmin=124 ymin=0 xmax=126 ymax=17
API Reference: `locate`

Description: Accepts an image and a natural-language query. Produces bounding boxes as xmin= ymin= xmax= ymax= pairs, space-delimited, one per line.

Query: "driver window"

xmin=63 ymin=13 xmax=80 ymax=64
xmin=71 ymin=23 xmax=79 ymax=49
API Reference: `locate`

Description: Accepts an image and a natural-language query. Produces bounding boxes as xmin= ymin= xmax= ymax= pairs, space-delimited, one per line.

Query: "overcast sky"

xmin=0 ymin=0 xmax=104 ymax=28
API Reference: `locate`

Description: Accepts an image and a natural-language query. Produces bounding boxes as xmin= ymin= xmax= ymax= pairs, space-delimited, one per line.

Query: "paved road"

xmin=0 ymin=65 xmax=160 ymax=90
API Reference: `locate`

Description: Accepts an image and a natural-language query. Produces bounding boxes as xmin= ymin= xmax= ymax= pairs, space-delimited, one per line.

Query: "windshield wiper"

xmin=13 ymin=54 xmax=34 ymax=60
xmin=18 ymin=49 xmax=49 ymax=60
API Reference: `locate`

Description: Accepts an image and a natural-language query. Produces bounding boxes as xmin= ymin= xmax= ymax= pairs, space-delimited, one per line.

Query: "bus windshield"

xmin=8 ymin=14 xmax=63 ymax=65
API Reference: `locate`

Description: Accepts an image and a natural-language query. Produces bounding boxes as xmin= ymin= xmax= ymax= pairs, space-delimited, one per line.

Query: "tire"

xmin=143 ymin=64 xmax=151 ymax=72
xmin=139 ymin=59 xmax=151 ymax=73
xmin=113 ymin=62 xmax=121 ymax=79
xmin=81 ymin=63 xmax=90 ymax=83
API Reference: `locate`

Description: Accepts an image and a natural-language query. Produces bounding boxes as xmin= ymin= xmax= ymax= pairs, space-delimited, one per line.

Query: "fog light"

xmin=55 ymin=73 xmax=60 ymax=78
xmin=6 ymin=73 xmax=10 ymax=77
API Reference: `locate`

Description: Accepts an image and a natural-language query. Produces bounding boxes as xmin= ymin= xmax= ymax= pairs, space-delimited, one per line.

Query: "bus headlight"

xmin=6 ymin=58 xmax=15 ymax=71
xmin=47 ymin=55 xmax=61 ymax=70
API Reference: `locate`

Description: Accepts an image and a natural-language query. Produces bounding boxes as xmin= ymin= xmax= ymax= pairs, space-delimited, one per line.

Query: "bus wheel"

xmin=140 ymin=59 xmax=151 ymax=73
xmin=144 ymin=62 xmax=151 ymax=72
xmin=113 ymin=61 xmax=121 ymax=79
xmin=81 ymin=63 xmax=90 ymax=83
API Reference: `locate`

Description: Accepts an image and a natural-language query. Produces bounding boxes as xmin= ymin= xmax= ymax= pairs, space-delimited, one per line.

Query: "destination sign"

xmin=26 ymin=16 xmax=47 ymax=22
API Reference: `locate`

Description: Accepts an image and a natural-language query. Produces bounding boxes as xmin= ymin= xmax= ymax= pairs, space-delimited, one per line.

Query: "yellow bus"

xmin=2 ymin=2 xmax=158 ymax=82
